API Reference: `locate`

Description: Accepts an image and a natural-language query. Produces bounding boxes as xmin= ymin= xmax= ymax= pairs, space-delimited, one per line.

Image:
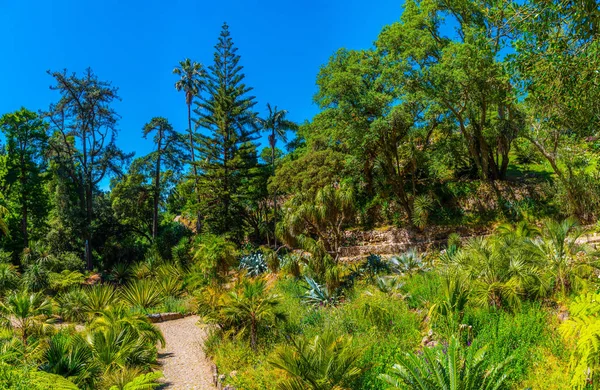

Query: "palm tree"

xmin=173 ymin=59 xmax=204 ymax=230
xmin=269 ymin=332 xmax=365 ymax=390
xmin=220 ymin=276 xmax=286 ymax=350
xmin=531 ymin=218 xmax=596 ymax=295
xmin=0 ymin=290 xmax=53 ymax=345
xmin=257 ymin=104 xmax=298 ymax=248
xmin=381 ymin=336 xmax=512 ymax=389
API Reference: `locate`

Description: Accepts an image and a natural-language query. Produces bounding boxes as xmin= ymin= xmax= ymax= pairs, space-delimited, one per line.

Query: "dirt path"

xmin=156 ymin=315 xmax=216 ymax=390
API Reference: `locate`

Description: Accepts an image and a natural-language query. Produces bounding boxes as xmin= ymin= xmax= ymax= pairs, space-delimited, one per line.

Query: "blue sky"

xmin=0 ymin=0 xmax=403 ymax=161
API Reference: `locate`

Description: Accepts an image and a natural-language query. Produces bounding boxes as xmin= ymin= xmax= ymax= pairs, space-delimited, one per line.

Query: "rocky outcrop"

xmin=146 ymin=312 xmax=185 ymax=323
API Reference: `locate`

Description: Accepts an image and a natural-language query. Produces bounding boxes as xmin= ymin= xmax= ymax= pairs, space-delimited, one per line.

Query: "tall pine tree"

xmin=195 ymin=23 xmax=259 ymax=237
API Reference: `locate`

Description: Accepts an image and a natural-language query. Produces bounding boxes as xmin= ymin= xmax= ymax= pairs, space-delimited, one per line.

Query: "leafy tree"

xmin=381 ymin=336 xmax=512 ymax=389
xmin=269 ymin=332 xmax=365 ymax=390
xmin=142 ymin=117 xmax=185 ymax=239
xmin=44 ymin=68 xmax=131 ymax=270
xmin=194 ymin=23 xmax=260 ymax=236
xmin=376 ymin=0 xmax=522 ymax=181
xmin=0 ymin=108 xmax=48 ymax=250
xmin=511 ymin=1 xmax=600 ymax=221
xmin=110 ymin=166 xmax=153 ymax=242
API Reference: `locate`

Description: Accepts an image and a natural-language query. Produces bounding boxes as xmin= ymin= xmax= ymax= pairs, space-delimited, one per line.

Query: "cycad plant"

xmin=269 ymin=332 xmax=365 ymax=390
xmin=220 ymin=276 xmax=286 ymax=350
xmin=0 ymin=290 xmax=53 ymax=345
xmin=381 ymin=336 xmax=512 ymax=389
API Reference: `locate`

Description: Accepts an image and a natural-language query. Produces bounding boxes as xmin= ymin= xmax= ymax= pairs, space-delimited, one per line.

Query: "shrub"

xmin=120 ymin=280 xmax=162 ymax=311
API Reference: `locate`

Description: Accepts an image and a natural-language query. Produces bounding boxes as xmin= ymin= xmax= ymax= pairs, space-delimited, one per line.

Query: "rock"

xmin=147 ymin=314 xmax=161 ymax=323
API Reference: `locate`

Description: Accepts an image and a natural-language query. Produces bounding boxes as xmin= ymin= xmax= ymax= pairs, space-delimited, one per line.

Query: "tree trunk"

xmin=153 ymin=148 xmax=161 ymax=240
xmin=19 ymin=154 xmax=28 ymax=248
xmin=188 ymin=101 xmax=203 ymax=233
xmin=271 ymin=131 xmax=277 ymax=249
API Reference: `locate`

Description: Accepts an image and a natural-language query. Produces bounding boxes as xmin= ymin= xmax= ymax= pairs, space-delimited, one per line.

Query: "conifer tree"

xmin=195 ymin=23 xmax=259 ymax=236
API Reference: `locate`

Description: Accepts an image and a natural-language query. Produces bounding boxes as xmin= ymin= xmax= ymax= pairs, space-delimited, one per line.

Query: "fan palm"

xmin=530 ymin=218 xmax=596 ymax=295
xmin=381 ymin=336 xmax=512 ymax=389
xmin=269 ymin=332 xmax=365 ymax=390
xmin=220 ymin=276 xmax=286 ymax=350
xmin=257 ymin=104 xmax=298 ymax=248
xmin=41 ymin=330 xmax=97 ymax=387
xmin=0 ymin=290 xmax=53 ymax=345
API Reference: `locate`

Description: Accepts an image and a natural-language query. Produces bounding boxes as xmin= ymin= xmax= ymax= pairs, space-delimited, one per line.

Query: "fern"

xmin=560 ymin=292 xmax=600 ymax=388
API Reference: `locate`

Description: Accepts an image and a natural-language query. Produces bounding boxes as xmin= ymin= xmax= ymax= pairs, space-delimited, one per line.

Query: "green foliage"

xmin=269 ymin=333 xmax=365 ymax=390
xmin=239 ymin=252 xmax=268 ymax=277
xmin=120 ymin=280 xmax=162 ymax=311
xmin=560 ymin=292 xmax=600 ymax=388
xmin=381 ymin=336 xmax=512 ymax=390
xmin=191 ymin=234 xmax=237 ymax=283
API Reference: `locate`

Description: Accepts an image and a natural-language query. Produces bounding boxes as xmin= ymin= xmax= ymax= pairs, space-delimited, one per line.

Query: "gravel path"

xmin=156 ymin=315 xmax=216 ymax=389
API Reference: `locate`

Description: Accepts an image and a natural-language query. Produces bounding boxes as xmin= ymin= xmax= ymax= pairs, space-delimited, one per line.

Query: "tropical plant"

xmin=381 ymin=336 xmax=512 ymax=389
xmin=428 ymin=275 xmax=470 ymax=337
xmin=120 ymin=280 xmax=162 ymax=311
xmin=108 ymin=263 xmax=132 ymax=285
xmin=41 ymin=330 xmax=97 ymax=387
xmin=390 ymin=248 xmax=425 ymax=276
xmin=279 ymin=182 xmax=355 ymax=262
xmin=0 ymin=291 xmax=53 ymax=345
xmin=0 ymin=261 xmax=19 ymax=296
xmin=303 ymin=276 xmax=339 ymax=307
xmin=256 ymin=103 xmax=298 ymax=248
xmin=530 ymin=218 xmax=596 ymax=295
xmin=56 ymin=289 xmax=89 ymax=323
xmin=48 ymin=270 xmax=84 ymax=293
xmin=88 ymin=306 xmax=165 ymax=348
xmin=105 ymin=369 xmax=163 ymax=390
xmin=269 ymin=332 xmax=365 ymax=390
xmin=219 ymin=276 xmax=286 ymax=350
xmin=364 ymin=253 xmax=389 ymax=277
xmin=173 ymin=58 xmax=204 ymax=189
xmin=83 ymin=284 xmax=119 ymax=315
xmin=560 ymin=292 xmax=600 ymax=388
xmin=239 ymin=252 xmax=268 ymax=277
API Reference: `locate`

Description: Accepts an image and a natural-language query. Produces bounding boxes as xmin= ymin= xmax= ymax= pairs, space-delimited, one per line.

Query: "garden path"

xmin=156 ymin=315 xmax=216 ymax=389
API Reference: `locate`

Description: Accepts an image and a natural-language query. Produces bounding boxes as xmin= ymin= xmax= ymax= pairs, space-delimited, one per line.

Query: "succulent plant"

xmin=239 ymin=252 xmax=268 ymax=277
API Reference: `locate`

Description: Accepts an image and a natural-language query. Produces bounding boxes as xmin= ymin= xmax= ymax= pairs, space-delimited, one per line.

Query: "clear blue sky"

xmin=0 ymin=0 xmax=403 ymax=161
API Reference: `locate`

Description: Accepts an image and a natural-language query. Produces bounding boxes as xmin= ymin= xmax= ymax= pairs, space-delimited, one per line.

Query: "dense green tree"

xmin=194 ymin=23 xmax=260 ymax=237
xmin=511 ymin=0 xmax=600 ymax=221
xmin=0 ymin=108 xmax=48 ymax=250
xmin=44 ymin=69 xmax=131 ymax=270
xmin=142 ymin=117 xmax=186 ymax=240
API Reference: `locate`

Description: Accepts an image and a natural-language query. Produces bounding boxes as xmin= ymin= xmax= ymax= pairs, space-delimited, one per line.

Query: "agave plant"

xmin=120 ymin=280 xmax=162 ymax=311
xmin=390 ymin=248 xmax=425 ymax=276
xmin=364 ymin=253 xmax=389 ymax=277
xmin=269 ymin=332 xmax=365 ymax=390
xmin=239 ymin=252 xmax=268 ymax=277
xmin=381 ymin=336 xmax=512 ymax=389
xmin=302 ymin=276 xmax=339 ymax=306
